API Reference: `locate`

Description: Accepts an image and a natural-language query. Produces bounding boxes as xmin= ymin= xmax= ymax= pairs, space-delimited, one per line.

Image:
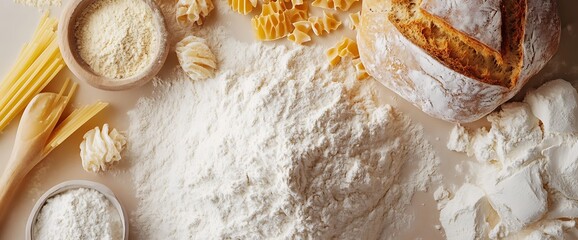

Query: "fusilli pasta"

xmin=228 ymin=0 xmax=258 ymax=15
xmin=176 ymin=36 xmax=218 ymax=81
xmin=287 ymin=21 xmax=312 ymax=44
xmin=309 ymin=11 xmax=341 ymax=36
xmin=176 ymin=0 xmax=214 ymax=26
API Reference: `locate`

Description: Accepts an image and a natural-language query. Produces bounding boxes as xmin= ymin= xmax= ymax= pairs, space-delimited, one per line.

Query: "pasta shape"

xmin=326 ymin=37 xmax=359 ymax=66
xmin=311 ymin=0 xmax=358 ymax=11
xmin=348 ymin=12 xmax=360 ymax=30
xmin=252 ymin=1 xmax=293 ymax=41
xmin=352 ymin=58 xmax=369 ymax=80
xmin=176 ymin=36 xmax=217 ymax=81
xmin=309 ymin=11 xmax=341 ymax=36
xmin=287 ymin=21 xmax=312 ymax=44
xmin=291 ymin=0 xmax=304 ymax=5
xmin=252 ymin=12 xmax=292 ymax=41
xmin=286 ymin=4 xmax=309 ymax=22
xmin=176 ymin=0 xmax=215 ymax=26
xmin=261 ymin=0 xmax=287 ymax=15
xmin=228 ymin=0 xmax=258 ymax=15
xmin=80 ymin=124 xmax=127 ymax=173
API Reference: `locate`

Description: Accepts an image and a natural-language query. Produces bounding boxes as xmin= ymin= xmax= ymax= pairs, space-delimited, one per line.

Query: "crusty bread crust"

xmin=358 ymin=0 xmax=560 ymax=122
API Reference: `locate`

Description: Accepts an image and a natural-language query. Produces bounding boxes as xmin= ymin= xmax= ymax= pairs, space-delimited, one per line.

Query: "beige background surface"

xmin=0 ymin=0 xmax=577 ymax=239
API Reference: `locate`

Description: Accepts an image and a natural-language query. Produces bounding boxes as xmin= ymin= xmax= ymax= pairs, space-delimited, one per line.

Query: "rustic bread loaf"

xmin=357 ymin=0 xmax=560 ymax=122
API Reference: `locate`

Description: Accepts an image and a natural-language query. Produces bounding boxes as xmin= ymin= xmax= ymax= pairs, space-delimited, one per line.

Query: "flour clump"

xmin=443 ymin=79 xmax=578 ymax=239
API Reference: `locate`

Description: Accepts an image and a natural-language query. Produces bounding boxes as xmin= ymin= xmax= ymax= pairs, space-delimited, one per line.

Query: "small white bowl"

xmin=26 ymin=180 xmax=128 ymax=240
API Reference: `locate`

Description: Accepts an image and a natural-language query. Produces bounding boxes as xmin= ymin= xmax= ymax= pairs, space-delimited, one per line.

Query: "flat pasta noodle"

xmin=261 ymin=0 xmax=287 ymax=15
xmin=348 ymin=11 xmax=360 ymax=30
xmin=252 ymin=12 xmax=292 ymax=41
xmin=0 ymin=13 xmax=64 ymax=132
xmin=309 ymin=11 xmax=341 ymax=36
xmin=326 ymin=37 xmax=359 ymax=66
xmin=352 ymin=58 xmax=369 ymax=80
xmin=287 ymin=21 xmax=312 ymax=44
xmin=43 ymin=101 xmax=109 ymax=158
xmin=286 ymin=4 xmax=309 ymax=22
xmin=176 ymin=0 xmax=215 ymax=26
xmin=311 ymin=0 xmax=358 ymax=11
xmin=176 ymin=35 xmax=218 ymax=80
xmin=227 ymin=0 xmax=258 ymax=15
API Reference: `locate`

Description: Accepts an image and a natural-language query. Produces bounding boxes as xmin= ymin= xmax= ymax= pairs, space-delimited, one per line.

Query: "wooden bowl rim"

xmin=58 ymin=0 xmax=169 ymax=91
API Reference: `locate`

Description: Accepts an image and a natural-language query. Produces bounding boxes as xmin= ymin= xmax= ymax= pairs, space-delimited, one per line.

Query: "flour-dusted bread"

xmin=357 ymin=0 xmax=560 ymax=122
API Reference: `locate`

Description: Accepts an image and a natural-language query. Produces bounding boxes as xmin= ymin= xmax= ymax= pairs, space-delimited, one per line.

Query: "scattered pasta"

xmin=352 ymin=58 xmax=369 ymax=80
xmin=176 ymin=0 xmax=215 ymax=26
xmin=291 ymin=0 xmax=304 ymax=5
xmin=227 ymin=0 xmax=258 ymax=15
xmin=261 ymin=0 xmax=287 ymax=15
xmin=288 ymin=21 xmax=312 ymax=44
xmin=311 ymin=0 xmax=358 ymax=11
xmin=286 ymin=4 xmax=309 ymax=22
xmin=176 ymin=36 xmax=217 ymax=81
xmin=348 ymin=11 xmax=360 ymax=30
xmin=252 ymin=12 xmax=292 ymax=41
xmin=252 ymin=1 xmax=294 ymax=41
xmin=326 ymin=37 xmax=359 ymax=66
xmin=309 ymin=11 xmax=341 ymax=36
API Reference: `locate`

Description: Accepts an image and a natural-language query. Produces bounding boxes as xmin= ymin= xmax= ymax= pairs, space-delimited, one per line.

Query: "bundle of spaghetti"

xmin=0 ymin=13 xmax=64 ymax=133
xmin=42 ymin=101 xmax=109 ymax=158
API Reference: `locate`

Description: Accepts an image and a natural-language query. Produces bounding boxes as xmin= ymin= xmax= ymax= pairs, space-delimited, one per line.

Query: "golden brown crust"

xmin=388 ymin=0 xmax=526 ymax=88
xmin=358 ymin=0 xmax=560 ymax=122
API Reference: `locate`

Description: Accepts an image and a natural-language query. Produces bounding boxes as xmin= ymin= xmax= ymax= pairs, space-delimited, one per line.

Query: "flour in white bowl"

xmin=127 ymin=26 xmax=439 ymax=239
xmin=33 ymin=188 xmax=123 ymax=240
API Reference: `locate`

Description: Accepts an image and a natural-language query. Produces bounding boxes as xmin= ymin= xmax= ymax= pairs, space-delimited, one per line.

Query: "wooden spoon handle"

xmin=0 ymin=147 xmax=40 ymax=223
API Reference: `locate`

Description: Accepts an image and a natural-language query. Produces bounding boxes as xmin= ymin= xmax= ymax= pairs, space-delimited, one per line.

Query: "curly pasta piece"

xmin=252 ymin=1 xmax=294 ymax=41
xmin=309 ymin=11 xmax=341 ymax=36
xmin=291 ymin=0 xmax=304 ymax=5
xmin=288 ymin=21 xmax=312 ymax=44
xmin=228 ymin=0 xmax=258 ymax=15
xmin=326 ymin=37 xmax=358 ymax=66
xmin=261 ymin=0 xmax=287 ymax=15
xmin=352 ymin=58 xmax=369 ymax=80
xmin=176 ymin=0 xmax=214 ymax=26
xmin=348 ymin=11 xmax=360 ymax=30
xmin=252 ymin=12 xmax=292 ymax=41
xmin=311 ymin=0 xmax=358 ymax=11
xmin=286 ymin=4 xmax=308 ymax=22
xmin=176 ymin=36 xmax=217 ymax=81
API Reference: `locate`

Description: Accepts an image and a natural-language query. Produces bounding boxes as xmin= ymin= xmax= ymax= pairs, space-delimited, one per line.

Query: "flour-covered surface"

xmin=127 ymin=27 xmax=439 ymax=239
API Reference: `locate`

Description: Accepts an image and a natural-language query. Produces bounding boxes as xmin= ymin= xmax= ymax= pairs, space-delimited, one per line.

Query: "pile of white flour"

xmin=127 ymin=27 xmax=439 ymax=239
xmin=33 ymin=188 xmax=123 ymax=240
xmin=442 ymin=79 xmax=578 ymax=239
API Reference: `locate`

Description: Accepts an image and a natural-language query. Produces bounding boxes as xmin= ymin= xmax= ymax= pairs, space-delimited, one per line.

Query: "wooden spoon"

xmin=0 ymin=92 xmax=68 ymax=221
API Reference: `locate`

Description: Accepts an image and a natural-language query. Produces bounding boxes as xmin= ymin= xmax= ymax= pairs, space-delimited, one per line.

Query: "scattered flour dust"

xmin=14 ymin=0 xmax=60 ymax=8
xmin=127 ymin=27 xmax=439 ymax=239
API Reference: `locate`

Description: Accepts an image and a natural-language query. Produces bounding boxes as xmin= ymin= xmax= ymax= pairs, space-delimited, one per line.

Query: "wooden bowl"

xmin=25 ymin=180 xmax=128 ymax=240
xmin=58 ymin=0 xmax=169 ymax=91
